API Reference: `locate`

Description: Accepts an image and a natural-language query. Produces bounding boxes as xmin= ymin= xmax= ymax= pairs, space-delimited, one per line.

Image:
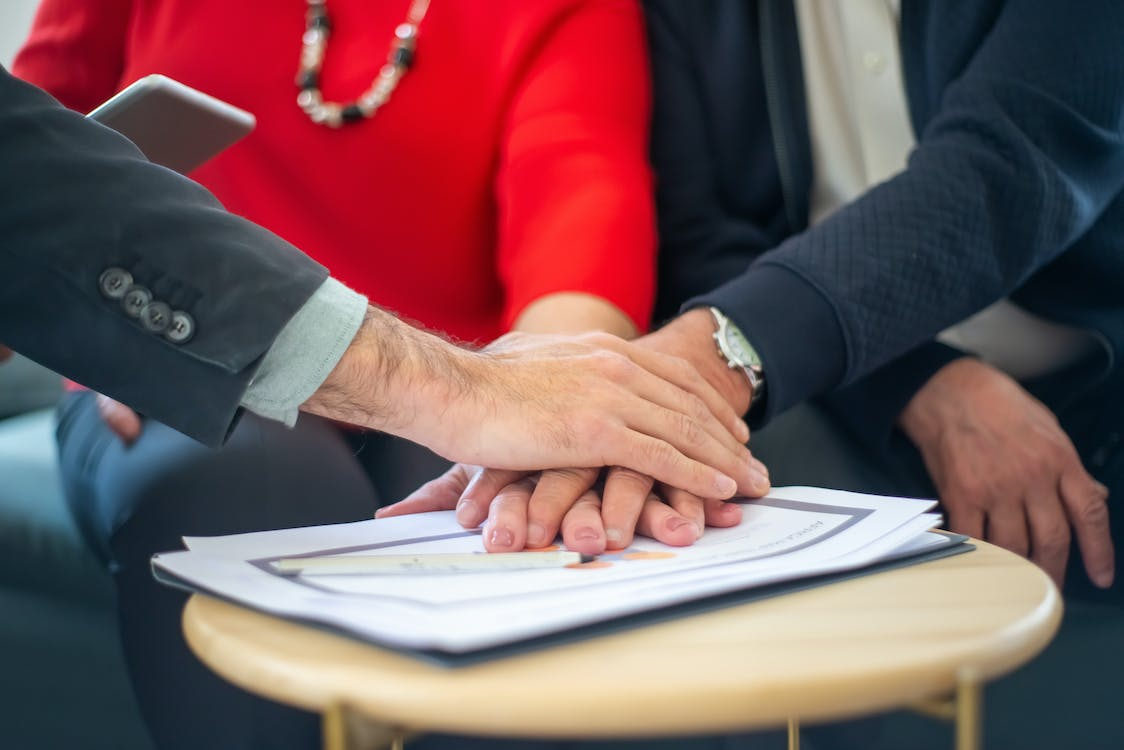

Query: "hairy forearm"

xmin=301 ymin=305 xmax=472 ymax=438
xmin=300 ymin=303 xmax=755 ymax=494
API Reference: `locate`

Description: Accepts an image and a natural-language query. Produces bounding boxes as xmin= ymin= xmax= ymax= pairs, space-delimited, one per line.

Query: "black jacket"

xmin=0 ymin=67 xmax=327 ymax=445
xmin=646 ymin=0 xmax=1124 ymax=450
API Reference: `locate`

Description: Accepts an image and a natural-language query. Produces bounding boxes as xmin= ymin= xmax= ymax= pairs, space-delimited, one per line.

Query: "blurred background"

xmin=0 ymin=0 xmax=37 ymax=66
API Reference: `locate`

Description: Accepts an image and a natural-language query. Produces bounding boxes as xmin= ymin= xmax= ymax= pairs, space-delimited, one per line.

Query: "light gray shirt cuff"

xmin=240 ymin=278 xmax=368 ymax=426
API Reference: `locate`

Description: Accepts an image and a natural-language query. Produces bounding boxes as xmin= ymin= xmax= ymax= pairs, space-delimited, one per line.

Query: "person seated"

xmin=386 ymin=0 xmax=1124 ymax=605
xmin=14 ymin=2 xmax=760 ymax=748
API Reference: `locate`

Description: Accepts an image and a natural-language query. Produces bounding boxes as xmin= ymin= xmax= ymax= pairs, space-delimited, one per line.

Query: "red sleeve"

xmin=11 ymin=0 xmax=132 ymax=112
xmin=496 ymin=0 xmax=656 ymax=332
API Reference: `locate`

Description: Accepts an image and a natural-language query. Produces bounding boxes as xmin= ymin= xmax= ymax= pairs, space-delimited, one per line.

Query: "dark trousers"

xmin=56 ymin=392 xmax=450 ymax=749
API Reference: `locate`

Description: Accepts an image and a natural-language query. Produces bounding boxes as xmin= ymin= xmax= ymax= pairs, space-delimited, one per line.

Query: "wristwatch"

xmin=708 ymin=307 xmax=766 ymax=407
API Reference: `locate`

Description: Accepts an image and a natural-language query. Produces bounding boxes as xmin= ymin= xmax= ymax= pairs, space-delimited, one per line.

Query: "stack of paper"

xmin=153 ymin=486 xmax=968 ymax=659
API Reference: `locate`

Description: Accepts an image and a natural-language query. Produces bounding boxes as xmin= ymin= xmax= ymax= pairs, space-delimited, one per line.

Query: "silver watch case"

xmin=708 ymin=307 xmax=765 ymax=404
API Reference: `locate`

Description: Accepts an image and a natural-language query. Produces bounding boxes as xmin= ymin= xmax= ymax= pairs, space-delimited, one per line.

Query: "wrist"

xmin=648 ymin=309 xmax=754 ymax=415
xmin=306 ymin=306 xmax=466 ymax=442
xmin=897 ymin=357 xmax=975 ymax=445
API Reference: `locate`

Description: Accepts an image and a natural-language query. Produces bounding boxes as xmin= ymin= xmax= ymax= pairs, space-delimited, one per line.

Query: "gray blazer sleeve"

xmin=0 ymin=66 xmax=328 ymax=446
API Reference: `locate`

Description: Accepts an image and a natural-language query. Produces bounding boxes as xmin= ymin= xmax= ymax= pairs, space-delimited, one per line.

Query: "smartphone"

xmin=87 ymin=74 xmax=256 ymax=175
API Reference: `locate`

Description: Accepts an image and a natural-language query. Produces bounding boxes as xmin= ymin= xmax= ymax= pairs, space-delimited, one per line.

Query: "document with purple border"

xmin=153 ymin=486 xmax=957 ymax=654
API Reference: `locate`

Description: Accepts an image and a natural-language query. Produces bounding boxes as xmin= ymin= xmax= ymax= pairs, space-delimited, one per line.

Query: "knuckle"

xmin=595 ymin=351 xmax=632 ymax=381
xmin=685 ymin=392 xmax=710 ymax=422
xmin=949 ymin=478 xmax=986 ymax=505
xmin=1023 ymin=464 xmax=1051 ymax=485
xmin=676 ymin=413 xmax=706 ymax=448
xmin=639 ymin=438 xmax=676 ymax=471
xmin=1037 ymin=527 xmax=1070 ymax=555
xmin=583 ymin=331 xmax=615 ymax=348
xmin=609 ymin=466 xmax=653 ymax=490
xmin=545 ymin=467 xmax=594 ymax=488
xmin=670 ymin=354 xmax=694 ymax=382
xmin=1073 ymin=492 xmax=1111 ymax=529
xmin=567 ymin=409 xmax=606 ymax=445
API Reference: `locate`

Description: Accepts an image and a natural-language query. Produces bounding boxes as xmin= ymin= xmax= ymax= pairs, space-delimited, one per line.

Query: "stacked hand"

xmin=900 ymin=357 xmax=1113 ymax=589
xmin=378 ymin=310 xmax=770 ymax=554
xmin=304 ymin=314 xmax=763 ymax=501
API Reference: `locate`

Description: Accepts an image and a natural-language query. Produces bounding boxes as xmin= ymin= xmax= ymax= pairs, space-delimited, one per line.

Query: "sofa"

xmin=0 ymin=355 xmax=152 ymax=750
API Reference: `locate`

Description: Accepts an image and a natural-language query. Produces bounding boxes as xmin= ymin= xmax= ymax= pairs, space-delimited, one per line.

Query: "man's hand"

xmin=899 ymin=357 xmax=1113 ymax=589
xmin=303 ymin=308 xmax=756 ymax=500
xmin=638 ymin=309 xmax=755 ymax=416
xmin=0 ymin=345 xmax=11 ymax=363
xmin=376 ymin=307 xmax=772 ymax=554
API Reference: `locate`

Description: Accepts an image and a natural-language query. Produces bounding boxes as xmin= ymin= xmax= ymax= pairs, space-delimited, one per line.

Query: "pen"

xmin=273 ymin=550 xmax=594 ymax=575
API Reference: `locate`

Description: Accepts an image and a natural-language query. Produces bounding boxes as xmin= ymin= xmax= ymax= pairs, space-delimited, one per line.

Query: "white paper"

xmin=156 ymin=487 xmax=956 ymax=654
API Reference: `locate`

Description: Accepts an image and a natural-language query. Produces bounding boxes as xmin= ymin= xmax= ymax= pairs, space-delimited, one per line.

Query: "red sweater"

xmin=14 ymin=0 xmax=655 ymax=344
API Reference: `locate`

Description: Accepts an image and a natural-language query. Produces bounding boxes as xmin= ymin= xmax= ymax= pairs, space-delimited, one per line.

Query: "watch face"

xmin=724 ymin=327 xmax=762 ymax=369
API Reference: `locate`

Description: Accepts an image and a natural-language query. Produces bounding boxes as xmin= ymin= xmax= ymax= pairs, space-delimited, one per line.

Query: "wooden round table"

xmin=183 ymin=539 xmax=1061 ymax=750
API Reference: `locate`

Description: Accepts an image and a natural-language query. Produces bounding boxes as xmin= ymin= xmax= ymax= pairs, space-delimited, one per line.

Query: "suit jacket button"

xmin=140 ymin=301 xmax=173 ymax=334
xmin=165 ymin=310 xmax=196 ymax=344
xmin=98 ymin=268 xmax=133 ymax=300
xmin=122 ymin=285 xmax=152 ymax=318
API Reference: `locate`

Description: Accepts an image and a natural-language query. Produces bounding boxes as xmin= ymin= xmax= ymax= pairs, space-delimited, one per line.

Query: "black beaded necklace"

xmin=296 ymin=0 xmax=431 ymax=128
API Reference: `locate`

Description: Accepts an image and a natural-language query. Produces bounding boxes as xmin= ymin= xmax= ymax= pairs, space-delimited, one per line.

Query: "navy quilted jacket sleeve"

xmin=661 ymin=0 xmax=1124 ymax=425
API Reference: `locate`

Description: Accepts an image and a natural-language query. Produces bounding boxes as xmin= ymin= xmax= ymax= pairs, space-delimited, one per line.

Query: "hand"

xmin=96 ymin=394 xmax=144 ymax=445
xmin=384 ymin=310 xmax=769 ymax=552
xmin=377 ymin=463 xmax=749 ymax=555
xmin=637 ymin=309 xmax=755 ymax=416
xmin=899 ymin=357 xmax=1113 ymax=589
xmin=307 ymin=309 xmax=756 ymax=500
xmin=0 ymin=345 xmax=11 ymax=363
xmin=498 ymin=309 xmax=763 ymax=550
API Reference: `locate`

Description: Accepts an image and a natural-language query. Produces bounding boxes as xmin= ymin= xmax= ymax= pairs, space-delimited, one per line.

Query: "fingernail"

xmin=750 ymin=467 xmax=770 ymax=494
xmin=1094 ymin=568 xmax=1114 ymax=588
xmin=455 ymin=497 xmax=475 ymax=525
xmin=668 ymin=517 xmax=701 ymax=539
xmin=488 ymin=525 xmax=515 ymax=549
xmin=574 ymin=526 xmax=600 ymax=542
xmin=605 ymin=528 xmax=624 ymax=545
xmin=736 ymin=420 xmax=750 ymax=443
xmin=715 ymin=474 xmax=737 ymax=497
xmin=527 ymin=522 xmax=547 ymax=547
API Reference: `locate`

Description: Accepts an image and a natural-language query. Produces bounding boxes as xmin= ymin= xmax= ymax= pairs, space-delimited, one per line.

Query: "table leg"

xmin=955 ymin=668 xmax=982 ymax=750
xmin=787 ymin=717 xmax=800 ymax=750
xmin=323 ymin=702 xmax=406 ymax=750
xmin=907 ymin=668 xmax=985 ymax=750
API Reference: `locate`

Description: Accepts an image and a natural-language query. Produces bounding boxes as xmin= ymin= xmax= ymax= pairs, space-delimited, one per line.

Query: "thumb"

xmin=375 ymin=463 xmax=476 ymax=518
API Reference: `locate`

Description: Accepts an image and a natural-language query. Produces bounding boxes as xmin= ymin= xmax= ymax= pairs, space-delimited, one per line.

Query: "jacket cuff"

xmin=819 ymin=341 xmax=967 ymax=455
xmin=684 ymin=263 xmax=846 ymax=427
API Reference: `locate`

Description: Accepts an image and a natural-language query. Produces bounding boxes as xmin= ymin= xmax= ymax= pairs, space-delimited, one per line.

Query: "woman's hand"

xmin=377 ymin=462 xmax=758 ymax=555
xmin=95 ymin=393 xmax=144 ymax=445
